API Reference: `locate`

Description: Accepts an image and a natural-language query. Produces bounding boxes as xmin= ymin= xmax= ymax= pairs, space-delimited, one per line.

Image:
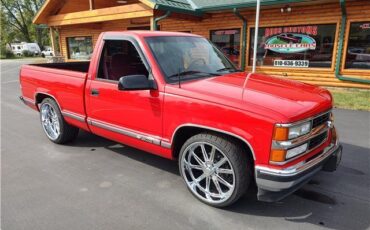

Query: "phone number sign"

xmin=274 ymin=60 xmax=309 ymax=68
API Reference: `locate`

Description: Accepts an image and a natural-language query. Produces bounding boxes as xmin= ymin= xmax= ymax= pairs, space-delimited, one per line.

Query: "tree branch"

xmin=0 ymin=0 xmax=25 ymax=31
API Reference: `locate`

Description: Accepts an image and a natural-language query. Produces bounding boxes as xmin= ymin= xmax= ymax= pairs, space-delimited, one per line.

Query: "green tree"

xmin=1 ymin=0 xmax=47 ymax=46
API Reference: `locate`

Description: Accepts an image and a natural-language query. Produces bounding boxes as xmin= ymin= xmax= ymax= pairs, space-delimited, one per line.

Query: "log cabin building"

xmin=34 ymin=0 xmax=370 ymax=88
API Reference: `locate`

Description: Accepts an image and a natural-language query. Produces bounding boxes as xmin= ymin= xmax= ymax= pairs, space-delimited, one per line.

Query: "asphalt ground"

xmin=1 ymin=59 xmax=370 ymax=230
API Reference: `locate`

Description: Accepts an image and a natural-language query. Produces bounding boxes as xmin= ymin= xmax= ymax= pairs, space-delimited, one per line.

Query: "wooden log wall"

xmin=56 ymin=0 xmax=370 ymax=88
xmin=159 ymin=0 xmax=370 ymax=89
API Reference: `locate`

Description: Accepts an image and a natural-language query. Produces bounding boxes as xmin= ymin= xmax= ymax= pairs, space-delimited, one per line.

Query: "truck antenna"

xmin=178 ymin=68 xmax=182 ymax=88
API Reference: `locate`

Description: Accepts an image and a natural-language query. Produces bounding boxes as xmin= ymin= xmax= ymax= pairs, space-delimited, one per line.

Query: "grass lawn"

xmin=328 ymin=88 xmax=370 ymax=111
xmin=0 ymin=56 xmax=41 ymax=60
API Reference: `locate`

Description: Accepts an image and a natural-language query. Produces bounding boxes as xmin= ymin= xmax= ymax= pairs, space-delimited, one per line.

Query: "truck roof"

xmin=103 ymin=30 xmax=201 ymax=38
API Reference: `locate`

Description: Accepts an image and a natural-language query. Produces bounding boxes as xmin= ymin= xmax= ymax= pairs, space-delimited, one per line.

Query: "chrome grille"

xmin=312 ymin=112 xmax=330 ymax=129
xmin=308 ymin=131 xmax=328 ymax=150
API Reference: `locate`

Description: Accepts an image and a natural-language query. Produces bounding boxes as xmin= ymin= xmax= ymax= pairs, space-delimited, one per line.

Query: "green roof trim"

xmin=194 ymin=0 xmax=312 ymax=11
xmin=155 ymin=0 xmax=193 ymax=10
xmin=147 ymin=0 xmax=203 ymax=15
xmin=149 ymin=0 xmax=314 ymax=14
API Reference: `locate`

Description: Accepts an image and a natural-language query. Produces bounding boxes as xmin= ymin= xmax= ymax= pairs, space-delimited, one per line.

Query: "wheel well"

xmin=35 ymin=93 xmax=50 ymax=104
xmin=35 ymin=93 xmax=56 ymax=109
xmin=172 ymin=126 xmax=255 ymax=164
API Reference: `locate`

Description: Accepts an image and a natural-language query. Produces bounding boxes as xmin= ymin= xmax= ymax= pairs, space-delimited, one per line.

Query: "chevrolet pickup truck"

xmin=19 ymin=31 xmax=342 ymax=207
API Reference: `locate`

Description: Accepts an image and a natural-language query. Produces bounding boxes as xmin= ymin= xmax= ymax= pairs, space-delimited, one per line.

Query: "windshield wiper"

xmin=216 ymin=67 xmax=239 ymax=72
xmin=168 ymin=70 xmax=220 ymax=79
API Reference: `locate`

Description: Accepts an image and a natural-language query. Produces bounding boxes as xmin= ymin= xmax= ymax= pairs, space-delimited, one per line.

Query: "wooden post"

xmin=150 ymin=17 xmax=155 ymax=31
xmin=89 ymin=0 xmax=95 ymax=10
xmin=56 ymin=28 xmax=62 ymax=56
xmin=49 ymin=27 xmax=56 ymax=54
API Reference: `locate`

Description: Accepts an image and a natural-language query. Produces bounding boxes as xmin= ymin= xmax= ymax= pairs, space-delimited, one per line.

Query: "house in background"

xmin=33 ymin=0 xmax=370 ymax=88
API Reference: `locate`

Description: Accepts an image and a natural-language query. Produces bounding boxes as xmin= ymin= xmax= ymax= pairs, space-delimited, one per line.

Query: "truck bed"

xmin=20 ymin=61 xmax=89 ymax=130
xmin=29 ymin=61 xmax=90 ymax=73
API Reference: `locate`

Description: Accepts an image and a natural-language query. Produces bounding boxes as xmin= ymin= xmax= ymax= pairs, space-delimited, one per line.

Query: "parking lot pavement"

xmin=1 ymin=59 xmax=370 ymax=230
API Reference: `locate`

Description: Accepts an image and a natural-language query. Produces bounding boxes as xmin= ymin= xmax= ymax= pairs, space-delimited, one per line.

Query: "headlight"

xmin=273 ymin=121 xmax=312 ymax=141
xmin=271 ymin=121 xmax=312 ymax=163
xmin=288 ymin=122 xmax=311 ymax=139
xmin=286 ymin=143 xmax=308 ymax=159
xmin=270 ymin=143 xmax=309 ymax=162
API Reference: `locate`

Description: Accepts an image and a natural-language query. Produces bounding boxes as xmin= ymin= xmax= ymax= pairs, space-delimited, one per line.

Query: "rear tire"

xmin=39 ymin=98 xmax=79 ymax=144
xmin=179 ymin=132 xmax=252 ymax=207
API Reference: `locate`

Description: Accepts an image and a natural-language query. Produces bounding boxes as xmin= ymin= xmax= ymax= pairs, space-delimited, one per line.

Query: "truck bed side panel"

xmin=20 ymin=65 xmax=89 ymax=130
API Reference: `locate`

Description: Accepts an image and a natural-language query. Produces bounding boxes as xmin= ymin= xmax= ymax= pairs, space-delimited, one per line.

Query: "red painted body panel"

xmin=20 ymin=65 xmax=90 ymax=131
xmin=19 ymin=31 xmax=333 ymax=169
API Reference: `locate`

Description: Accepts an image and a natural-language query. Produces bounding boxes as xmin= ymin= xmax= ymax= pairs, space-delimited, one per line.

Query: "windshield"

xmin=145 ymin=36 xmax=239 ymax=83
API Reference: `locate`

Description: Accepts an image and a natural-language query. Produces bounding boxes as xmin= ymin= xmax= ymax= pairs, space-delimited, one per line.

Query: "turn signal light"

xmin=270 ymin=149 xmax=286 ymax=162
xmin=273 ymin=127 xmax=289 ymax=141
xmin=331 ymin=126 xmax=338 ymax=144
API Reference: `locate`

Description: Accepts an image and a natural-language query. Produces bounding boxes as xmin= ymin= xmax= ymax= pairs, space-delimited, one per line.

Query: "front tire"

xmin=179 ymin=133 xmax=251 ymax=207
xmin=39 ymin=98 xmax=79 ymax=144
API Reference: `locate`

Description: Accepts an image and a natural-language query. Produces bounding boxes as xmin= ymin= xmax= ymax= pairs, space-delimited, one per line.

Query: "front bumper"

xmin=255 ymin=142 xmax=342 ymax=202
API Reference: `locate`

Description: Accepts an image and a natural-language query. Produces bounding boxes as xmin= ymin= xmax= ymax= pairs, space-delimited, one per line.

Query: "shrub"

xmin=0 ymin=46 xmax=14 ymax=59
xmin=22 ymin=50 xmax=34 ymax=57
xmin=5 ymin=49 xmax=14 ymax=58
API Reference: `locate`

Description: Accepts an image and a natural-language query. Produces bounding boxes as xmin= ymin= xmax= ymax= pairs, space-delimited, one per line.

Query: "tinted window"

xmin=145 ymin=36 xmax=238 ymax=83
xmin=97 ymin=40 xmax=148 ymax=81
xmin=345 ymin=22 xmax=370 ymax=69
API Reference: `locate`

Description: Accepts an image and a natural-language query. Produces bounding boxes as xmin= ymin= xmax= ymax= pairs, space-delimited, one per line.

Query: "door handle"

xmin=91 ymin=88 xmax=99 ymax=96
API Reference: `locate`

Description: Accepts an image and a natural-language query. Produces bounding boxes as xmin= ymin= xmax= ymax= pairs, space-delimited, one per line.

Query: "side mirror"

xmin=118 ymin=75 xmax=157 ymax=91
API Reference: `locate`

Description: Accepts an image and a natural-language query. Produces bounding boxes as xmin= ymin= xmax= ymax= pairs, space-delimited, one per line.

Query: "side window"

xmin=97 ymin=40 xmax=148 ymax=81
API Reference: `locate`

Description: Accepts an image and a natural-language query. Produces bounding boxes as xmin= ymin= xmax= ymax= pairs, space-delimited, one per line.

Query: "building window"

xmin=127 ymin=26 xmax=151 ymax=30
xmin=210 ymin=29 xmax=241 ymax=66
xmin=67 ymin=36 xmax=93 ymax=60
xmin=345 ymin=22 xmax=370 ymax=70
xmin=249 ymin=24 xmax=336 ymax=68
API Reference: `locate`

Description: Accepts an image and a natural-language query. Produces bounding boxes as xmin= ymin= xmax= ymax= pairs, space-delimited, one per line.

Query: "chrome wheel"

xmin=180 ymin=142 xmax=236 ymax=204
xmin=40 ymin=103 xmax=60 ymax=141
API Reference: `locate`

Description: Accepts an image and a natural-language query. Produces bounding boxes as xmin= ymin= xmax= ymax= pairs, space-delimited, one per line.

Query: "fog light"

xmin=286 ymin=143 xmax=308 ymax=159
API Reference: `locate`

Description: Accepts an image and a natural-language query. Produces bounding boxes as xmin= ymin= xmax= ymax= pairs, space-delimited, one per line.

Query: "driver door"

xmin=86 ymin=39 xmax=163 ymax=147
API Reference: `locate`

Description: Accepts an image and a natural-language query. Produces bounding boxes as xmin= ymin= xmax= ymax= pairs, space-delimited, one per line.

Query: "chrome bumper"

xmin=255 ymin=141 xmax=342 ymax=202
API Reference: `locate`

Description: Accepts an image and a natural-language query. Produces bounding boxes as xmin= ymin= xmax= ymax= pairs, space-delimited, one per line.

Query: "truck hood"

xmin=165 ymin=72 xmax=332 ymax=122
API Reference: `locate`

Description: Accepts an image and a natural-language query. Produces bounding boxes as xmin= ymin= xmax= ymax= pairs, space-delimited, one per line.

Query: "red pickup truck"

xmin=19 ymin=31 xmax=342 ymax=207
